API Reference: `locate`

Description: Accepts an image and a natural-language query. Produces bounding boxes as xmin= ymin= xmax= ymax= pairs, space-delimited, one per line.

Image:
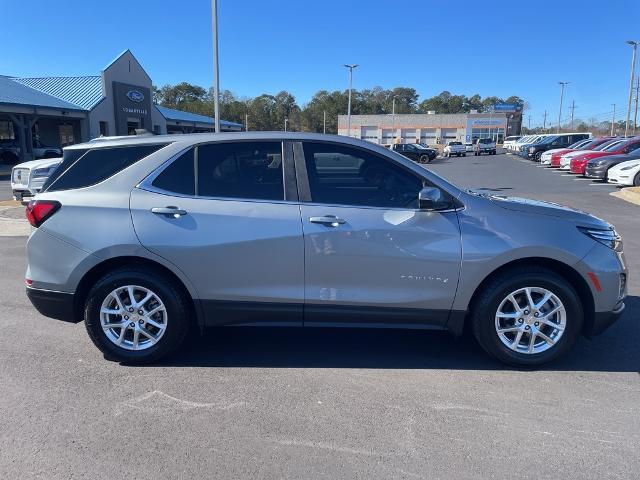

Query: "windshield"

xmin=568 ymin=139 xmax=590 ymax=149
xmin=449 ymin=142 xmax=462 ymax=146
xmin=598 ymin=140 xmax=623 ymax=151
xmin=412 ymin=144 xmax=428 ymax=150
xmin=479 ymin=138 xmax=493 ymax=144
xmin=538 ymin=136 xmax=558 ymax=144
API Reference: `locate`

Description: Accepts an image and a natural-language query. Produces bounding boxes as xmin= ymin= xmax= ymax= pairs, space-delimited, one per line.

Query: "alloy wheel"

xmin=494 ymin=287 xmax=566 ymax=354
xmin=100 ymin=285 xmax=168 ymax=351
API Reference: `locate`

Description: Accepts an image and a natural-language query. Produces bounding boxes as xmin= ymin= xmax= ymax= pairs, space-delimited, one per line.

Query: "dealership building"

xmin=338 ymin=107 xmax=522 ymax=146
xmin=0 ymin=50 xmax=242 ymax=162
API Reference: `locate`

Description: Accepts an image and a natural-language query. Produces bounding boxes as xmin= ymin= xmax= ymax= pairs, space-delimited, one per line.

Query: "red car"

xmin=570 ymin=137 xmax=640 ymax=174
xmin=549 ymin=137 xmax=615 ymax=167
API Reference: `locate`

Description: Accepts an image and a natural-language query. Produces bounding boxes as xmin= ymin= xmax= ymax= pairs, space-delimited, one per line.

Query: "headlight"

xmin=529 ymin=147 xmax=535 ymax=153
xmin=621 ymin=163 xmax=639 ymax=170
xmin=578 ymin=227 xmax=622 ymax=251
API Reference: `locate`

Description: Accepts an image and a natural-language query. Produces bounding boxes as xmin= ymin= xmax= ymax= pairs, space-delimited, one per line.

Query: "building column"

xmin=79 ymin=118 xmax=90 ymax=142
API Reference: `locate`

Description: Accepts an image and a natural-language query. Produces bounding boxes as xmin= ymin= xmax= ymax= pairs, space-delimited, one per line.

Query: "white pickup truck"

xmin=474 ymin=138 xmax=497 ymax=155
xmin=443 ymin=141 xmax=466 ymax=157
xmin=11 ymin=157 xmax=61 ymax=202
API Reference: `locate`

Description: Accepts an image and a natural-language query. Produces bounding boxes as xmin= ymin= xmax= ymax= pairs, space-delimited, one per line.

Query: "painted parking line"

xmin=588 ymin=183 xmax=615 ymax=186
xmin=561 ymin=174 xmax=575 ymax=176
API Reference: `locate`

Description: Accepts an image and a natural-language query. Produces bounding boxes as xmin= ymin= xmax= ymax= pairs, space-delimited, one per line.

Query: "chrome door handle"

xmin=309 ymin=215 xmax=346 ymax=226
xmin=151 ymin=206 xmax=187 ymax=218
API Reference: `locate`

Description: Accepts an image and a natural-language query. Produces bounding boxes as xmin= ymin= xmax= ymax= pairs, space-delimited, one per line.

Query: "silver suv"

xmin=25 ymin=133 xmax=627 ymax=366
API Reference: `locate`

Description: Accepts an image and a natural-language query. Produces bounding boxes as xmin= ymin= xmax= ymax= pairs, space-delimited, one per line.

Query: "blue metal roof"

xmin=12 ymin=76 xmax=102 ymax=110
xmin=0 ymin=75 xmax=86 ymax=111
xmin=155 ymin=105 xmax=242 ymax=127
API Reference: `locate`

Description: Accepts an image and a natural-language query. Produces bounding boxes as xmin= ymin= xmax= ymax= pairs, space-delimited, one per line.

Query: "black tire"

xmin=84 ymin=267 xmax=191 ymax=364
xmin=534 ymin=151 xmax=542 ymax=162
xmin=462 ymin=153 xmax=467 ymax=157
xmin=471 ymin=267 xmax=583 ymax=367
xmin=634 ymin=172 xmax=640 ymax=186
xmin=419 ymin=154 xmax=429 ymax=164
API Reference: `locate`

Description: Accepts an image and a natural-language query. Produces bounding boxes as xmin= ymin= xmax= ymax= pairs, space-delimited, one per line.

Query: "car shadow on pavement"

xmin=148 ymin=296 xmax=640 ymax=372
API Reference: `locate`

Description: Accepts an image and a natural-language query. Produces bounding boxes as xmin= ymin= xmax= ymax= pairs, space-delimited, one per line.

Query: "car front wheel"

xmin=634 ymin=172 xmax=640 ymax=186
xmin=471 ymin=267 xmax=582 ymax=366
xmin=419 ymin=154 xmax=429 ymax=164
xmin=84 ymin=267 xmax=190 ymax=363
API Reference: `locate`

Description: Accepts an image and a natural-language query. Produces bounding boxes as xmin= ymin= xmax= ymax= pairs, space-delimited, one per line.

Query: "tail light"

xmin=25 ymin=200 xmax=61 ymax=227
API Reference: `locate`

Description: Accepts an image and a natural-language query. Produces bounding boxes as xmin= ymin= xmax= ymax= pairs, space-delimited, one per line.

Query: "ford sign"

xmin=126 ymin=90 xmax=145 ymax=103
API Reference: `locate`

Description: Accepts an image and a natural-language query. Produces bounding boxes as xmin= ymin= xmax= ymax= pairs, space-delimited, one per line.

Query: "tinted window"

xmin=152 ymin=149 xmax=195 ymax=195
xmin=47 ymin=144 xmax=167 ymax=192
xmin=303 ymin=142 xmax=423 ymax=209
xmin=41 ymin=148 xmax=89 ymax=191
xmin=197 ymin=141 xmax=284 ymax=201
xmin=623 ymin=140 xmax=640 ymax=153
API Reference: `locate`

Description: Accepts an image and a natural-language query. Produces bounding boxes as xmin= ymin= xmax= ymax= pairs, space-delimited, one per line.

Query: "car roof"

xmin=64 ymin=132 xmax=377 ymax=151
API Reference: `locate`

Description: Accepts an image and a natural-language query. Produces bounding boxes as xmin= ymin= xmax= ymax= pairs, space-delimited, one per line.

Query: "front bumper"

xmin=570 ymin=162 xmax=587 ymax=174
xmin=584 ymin=165 xmax=607 ymax=179
xmin=26 ymin=287 xmax=80 ymax=323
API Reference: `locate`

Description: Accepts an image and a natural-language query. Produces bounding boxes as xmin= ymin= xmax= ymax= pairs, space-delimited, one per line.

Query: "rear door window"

xmin=45 ymin=144 xmax=167 ymax=192
xmin=151 ymin=149 xmax=195 ymax=195
xmin=197 ymin=141 xmax=284 ymax=201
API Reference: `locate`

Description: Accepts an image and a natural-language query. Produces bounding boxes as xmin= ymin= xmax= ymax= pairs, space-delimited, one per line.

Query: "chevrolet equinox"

xmin=25 ymin=133 xmax=627 ymax=366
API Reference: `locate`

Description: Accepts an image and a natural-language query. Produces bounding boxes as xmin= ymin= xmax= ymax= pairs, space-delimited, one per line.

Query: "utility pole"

xmin=245 ymin=114 xmax=248 ymax=132
xmin=323 ymin=110 xmax=326 ymax=134
xmin=634 ymin=76 xmax=639 ymax=135
xmin=211 ymin=0 xmax=220 ymax=133
xmin=543 ymin=110 xmax=547 ymax=132
xmin=569 ymin=100 xmax=576 ymax=131
xmin=528 ymin=115 xmax=531 ymax=130
xmin=611 ymin=104 xmax=616 ymax=136
xmin=557 ymin=81 xmax=569 ymax=133
xmin=284 ymin=117 xmax=288 ymax=132
xmin=343 ymin=64 xmax=358 ymax=137
xmin=625 ymin=40 xmax=638 ymax=137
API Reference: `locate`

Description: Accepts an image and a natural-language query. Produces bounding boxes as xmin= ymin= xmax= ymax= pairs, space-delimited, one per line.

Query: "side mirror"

xmin=418 ymin=187 xmax=451 ymax=211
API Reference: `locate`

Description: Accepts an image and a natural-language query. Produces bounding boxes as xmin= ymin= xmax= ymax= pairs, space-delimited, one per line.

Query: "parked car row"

xmin=507 ymin=133 xmax=592 ymax=159
xmin=515 ymin=134 xmax=640 ymax=186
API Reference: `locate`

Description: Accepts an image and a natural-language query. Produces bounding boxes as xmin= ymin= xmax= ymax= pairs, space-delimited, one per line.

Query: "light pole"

xmin=557 ymin=81 xmax=569 ymax=133
xmin=245 ymin=113 xmax=248 ymax=132
xmin=611 ymin=103 xmax=616 ymax=136
xmin=343 ymin=64 xmax=358 ymax=137
xmin=625 ymin=40 xmax=639 ymax=137
xmin=391 ymin=95 xmax=397 ymax=144
xmin=634 ymin=76 xmax=639 ymax=135
xmin=211 ymin=0 xmax=220 ymax=133
xmin=323 ymin=110 xmax=326 ymax=134
xmin=284 ymin=117 xmax=288 ymax=132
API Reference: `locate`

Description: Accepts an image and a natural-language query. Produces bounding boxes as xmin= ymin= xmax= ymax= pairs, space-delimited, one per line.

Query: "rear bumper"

xmin=26 ymin=287 xmax=80 ymax=323
xmin=585 ymin=302 xmax=625 ymax=336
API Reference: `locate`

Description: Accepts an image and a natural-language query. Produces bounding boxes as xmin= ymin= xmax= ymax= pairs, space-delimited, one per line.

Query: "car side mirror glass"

xmin=418 ymin=187 xmax=451 ymax=211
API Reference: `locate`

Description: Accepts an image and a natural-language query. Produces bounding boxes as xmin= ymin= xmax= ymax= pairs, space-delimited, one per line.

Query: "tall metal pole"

xmin=543 ymin=110 xmax=547 ymax=131
xmin=211 ymin=0 xmax=220 ymax=133
xmin=245 ymin=113 xmax=248 ymax=132
xmin=557 ymin=82 xmax=569 ymax=133
xmin=625 ymin=41 xmax=638 ymax=137
xmin=528 ymin=115 xmax=531 ymax=130
xmin=323 ymin=110 xmax=326 ymax=134
xmin=391 ymin=96 xmax=396 ymax=144
xmin=611 ymin=104 xmax=616 ymax=136
xmin=343 ymin=64 xmax=358 ymax=137
xmin=570 ymin=100 xmax=575 ymax=131
xmin=634 ymin=76 xmax=639 ymax=135
xmin=284 ymin=118 xmax=288 ymax=132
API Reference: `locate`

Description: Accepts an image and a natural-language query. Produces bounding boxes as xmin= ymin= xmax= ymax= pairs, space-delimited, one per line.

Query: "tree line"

xmin=153 ymin=82 xmax=525 ymax=133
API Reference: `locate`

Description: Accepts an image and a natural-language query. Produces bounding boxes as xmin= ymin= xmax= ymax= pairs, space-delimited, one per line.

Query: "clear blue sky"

xmin=1 ymin=0 xmax=639 ymax=127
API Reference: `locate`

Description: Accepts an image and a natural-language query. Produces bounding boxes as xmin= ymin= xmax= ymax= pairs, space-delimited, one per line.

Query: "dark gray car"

xmin=24 ymin=133 xmax=627 ymax=366
xmin=585 ymin=149 xmax=640 ymax=180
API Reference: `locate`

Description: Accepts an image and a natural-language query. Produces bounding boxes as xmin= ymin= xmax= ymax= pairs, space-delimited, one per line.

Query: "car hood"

xmin=485 ymin=194 xmax=609 ymax=228
xmin=12 ymin=158 xmax=62 ymax=170
xmin=609 ymin=158 xmax=640 ymax=172
xmin=589 ymin=153 xmax=640 ymax=165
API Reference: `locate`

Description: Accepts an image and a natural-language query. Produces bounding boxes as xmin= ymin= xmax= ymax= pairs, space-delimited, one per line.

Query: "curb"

xmin=610 ymin=187 xmax=640 ymax=206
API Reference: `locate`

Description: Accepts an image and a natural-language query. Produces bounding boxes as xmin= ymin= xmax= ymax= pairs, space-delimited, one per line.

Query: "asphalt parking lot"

xmin=0 ymin=154 xmax=638 ymax=479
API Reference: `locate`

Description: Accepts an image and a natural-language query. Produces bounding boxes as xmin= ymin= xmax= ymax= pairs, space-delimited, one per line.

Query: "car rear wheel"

xmin=471 ymin=267 xmax=583 ymax=366
xmin=419 ymin=154 xmax=430 ymax=164
xmin=84 ymin=267 xmax=190 ymax=364
xmin=634 ymin=172 xmax=640 ymax=186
